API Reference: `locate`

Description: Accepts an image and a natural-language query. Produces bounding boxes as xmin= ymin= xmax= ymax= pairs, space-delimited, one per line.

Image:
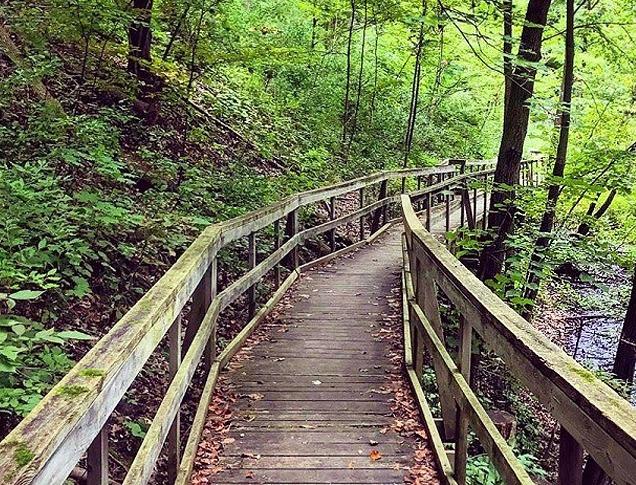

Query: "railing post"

xmin=167 ymin=315 xmax=182 ymax=484
xmin=529 ymin=160 xmax=534 ymax=186
xmin=204 ymin=258 xmax=217 ymax=368
xmin=417 ymin=176 xmax=422 ymax=211
xmin=454 ymin=315 xmax=472 ymax=484
xmin=472 ymin=182 xmax=477 ymax=224
xmin=274 ymin=220 xmax=281 ymax=287
xmin=558 ymin=428 xmax=583 ymax=485
xmin=359 ymin=187 xmax=365 ymax=240
xmin=414 ymin=257 xmax=457 ymax=440
xmin=482 ymin=174 xmax=488 ymax=230
xmin=329 ymin=196 xmax=336 ymax=252
xmin=426 ymin=192 xmax=432 ymax=231
xmin=182 ymin=263 xmax=213 ymax=365
xmin=285 ymin=208 xmax=299 ymax=269
xmin=87 ymin=428 xmax=108 ymax=485
xmin=445 ymin=189 xmax=451 ymax=235
xmin=248 ymin=232 xmax=257 ymax=319
xmin=371 ymin=180 xmax=387 ymax=233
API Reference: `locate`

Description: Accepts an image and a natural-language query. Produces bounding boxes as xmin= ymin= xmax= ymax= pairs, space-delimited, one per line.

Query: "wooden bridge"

xmin=1 ymin=160 xmax=635 ymax=485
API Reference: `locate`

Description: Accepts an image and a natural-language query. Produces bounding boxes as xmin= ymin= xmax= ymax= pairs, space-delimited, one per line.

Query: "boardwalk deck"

xmin=192 ymin=196 xmax=483 ymax=484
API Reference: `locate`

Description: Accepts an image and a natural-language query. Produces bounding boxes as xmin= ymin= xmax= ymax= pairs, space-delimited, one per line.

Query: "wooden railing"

xmin=400 ymin=168 xmax=636 ymax=484
xmin=0 ymin=159 xmax=510 ymax=485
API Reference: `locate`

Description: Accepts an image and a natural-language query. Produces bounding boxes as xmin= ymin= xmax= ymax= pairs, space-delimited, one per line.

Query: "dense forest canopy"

xmin=0 ymin=0 xmax=635 ymax=482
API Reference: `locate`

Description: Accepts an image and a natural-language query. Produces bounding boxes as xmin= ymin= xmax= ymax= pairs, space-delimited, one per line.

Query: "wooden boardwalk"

xmin=193 ymin=198 xmax=479 ymax=484
xmin=210 ymin=230 xmax=409 ymax=484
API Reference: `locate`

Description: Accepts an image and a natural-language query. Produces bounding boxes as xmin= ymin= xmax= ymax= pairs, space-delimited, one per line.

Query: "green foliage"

xmin=124 ymin=419 xmax=149 ymax=439
xmin=466 ymin=452 xmax=547 ymax=484
xmin=0 ymin=300 xmax=93 ymax=416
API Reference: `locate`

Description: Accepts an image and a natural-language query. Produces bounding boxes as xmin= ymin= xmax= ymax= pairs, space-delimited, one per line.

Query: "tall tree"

xmin=402 ymin=0 xmax=426 ymax=172
xmin=522 ymin=0 xmax=575 ymax=318
xmin=128 ymin=0 xmax=153 ymax=78
xmin=348 ymin=0 xmax=368 ymax=150
xmin=502 ymin=0 xmax=513 ymax=112
xmin=478 ymin=0 xmax=553 ymax=282
xmin=341 ymin=0 xmax=356 ymax=147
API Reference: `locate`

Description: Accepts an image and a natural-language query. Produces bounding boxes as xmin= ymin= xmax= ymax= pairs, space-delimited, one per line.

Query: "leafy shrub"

xmin=0 ymin=292 xmax=93 ymax=416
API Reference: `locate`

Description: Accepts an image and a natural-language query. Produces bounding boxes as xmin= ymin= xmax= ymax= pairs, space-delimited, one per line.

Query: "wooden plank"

xmin=175 ymin=362 xmax=220 ymax=485
xmin=248 ymin=231 xmax=257 ymax=319
xmin=86 ymin=428 xmax=108 ymax=485
xmin=209 ymin=468 xmax=404 ymax=483
xmin=167 ymin=317 xmax=182 ymax=484
xmin=285 ymin=208 xmax=299 ymax=269
xmin=558 ymin=427 xmax=583 ymax=485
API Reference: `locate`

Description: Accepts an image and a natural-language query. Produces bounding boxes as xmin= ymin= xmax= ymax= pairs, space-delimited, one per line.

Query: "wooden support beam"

xmin=87 ymin=428 xmax=108 ymax=485
xmin=183 ymin=264 xmax=213 ymax=360
xmin=371 ymin=180 xmax=388 ymax=233
xmin=167 ymin=316 xmax=182 ymax=484
xmin=482 ymin=176 xmax=488 ymax=230
xmin=284 ymin=208 xmax=299 ymax=269
xmin=248 ymin=232 xmax=257 ymax=319
xmin=359 ymin=187 xmax=365 ymax=241
xmin=273 ymin=219 xmax=281 ymax=287
xmin=454 ymin=315 xmax=473 ymax=484
xmin=558 ymin=427 xmax=583 ymax=485
xmin=329 ymin=196 xmax=336 ymax=252
xmin=462 ymin=188 xmax=475 ymax=230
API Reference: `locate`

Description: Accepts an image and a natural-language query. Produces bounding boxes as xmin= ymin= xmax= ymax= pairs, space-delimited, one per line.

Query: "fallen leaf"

xmin=369 ymin=450 xmax=382 ymax=461
xmin=369 ymin=439 xmax=378 ymax=446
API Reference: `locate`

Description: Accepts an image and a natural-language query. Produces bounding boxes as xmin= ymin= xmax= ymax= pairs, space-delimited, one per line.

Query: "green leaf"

xmin=70 ymin=277 xmax=91 ymax=298
xmin=11 ymin=324 xmax=27 ymax=336
xmin=57 ymin=330 xmax=95 ymax=341
xmin=9 ymin=290 xmax=44 ymax=301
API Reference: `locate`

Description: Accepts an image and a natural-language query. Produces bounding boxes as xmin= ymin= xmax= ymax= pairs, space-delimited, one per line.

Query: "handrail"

xmin=400 ymin=185 xmax=636 ymax=484
xmin=0 ymin=160 xmax=486 ymax=485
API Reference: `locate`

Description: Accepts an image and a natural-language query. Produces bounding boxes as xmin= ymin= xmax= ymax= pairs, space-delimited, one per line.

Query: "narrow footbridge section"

xmin=1 ymin=160 xmax=635 ymax=485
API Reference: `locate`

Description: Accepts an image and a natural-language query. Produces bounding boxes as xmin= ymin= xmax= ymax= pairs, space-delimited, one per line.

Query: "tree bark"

xmin=128 ymin=0 xmax=153 ymax=79
xmin=402 ymin=0 xmax=426 ymax=174
xmin=502 ymin=0 xmax=513 ymax=113
xmin=478 ymin=0 xmax=553 ymax=282
xmin=348 ymin=0 xmax=368 ymax=150
xmin=577 ymin=189 xmax=617 ymax=236
xmin=341 ymin=0 xmax=356 ymax=147
xmin=521 ymin=0 xmax=574 ymax=318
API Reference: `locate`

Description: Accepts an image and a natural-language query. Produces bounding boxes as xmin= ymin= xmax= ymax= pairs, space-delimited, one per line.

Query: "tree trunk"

xmin=502 ymin=0 xmax=513 ymax=113
xmin=341 ymin=0 xmax=356 ymax=147
xmin=348 ymin=0 xmax=368 ymax=150
xmin=521 ymin=0 xmax=575 ymax=318
xmin=402 ymin=0 xmax=426 ymax=174
xmin=128 ymin=0 xmax=153 ymax=79
xmin=369 ymin=14 xmax=379 ymax=124
xmin=478 ymin=0 xmax=553 ymax=282
xmin=577 ymin=189 xmax=617 ymax=236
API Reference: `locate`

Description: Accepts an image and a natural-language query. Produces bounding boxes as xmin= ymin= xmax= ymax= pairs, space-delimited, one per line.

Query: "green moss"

xmin=6 ymin=441 xmax=34 ymax=468
xmin=55 ymin=384 xmax=89 ymax=398
xmin=570 ymin=365 xmax=596 ymax=383
xmin=79 ymin=368 xmax=106 ymax=378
